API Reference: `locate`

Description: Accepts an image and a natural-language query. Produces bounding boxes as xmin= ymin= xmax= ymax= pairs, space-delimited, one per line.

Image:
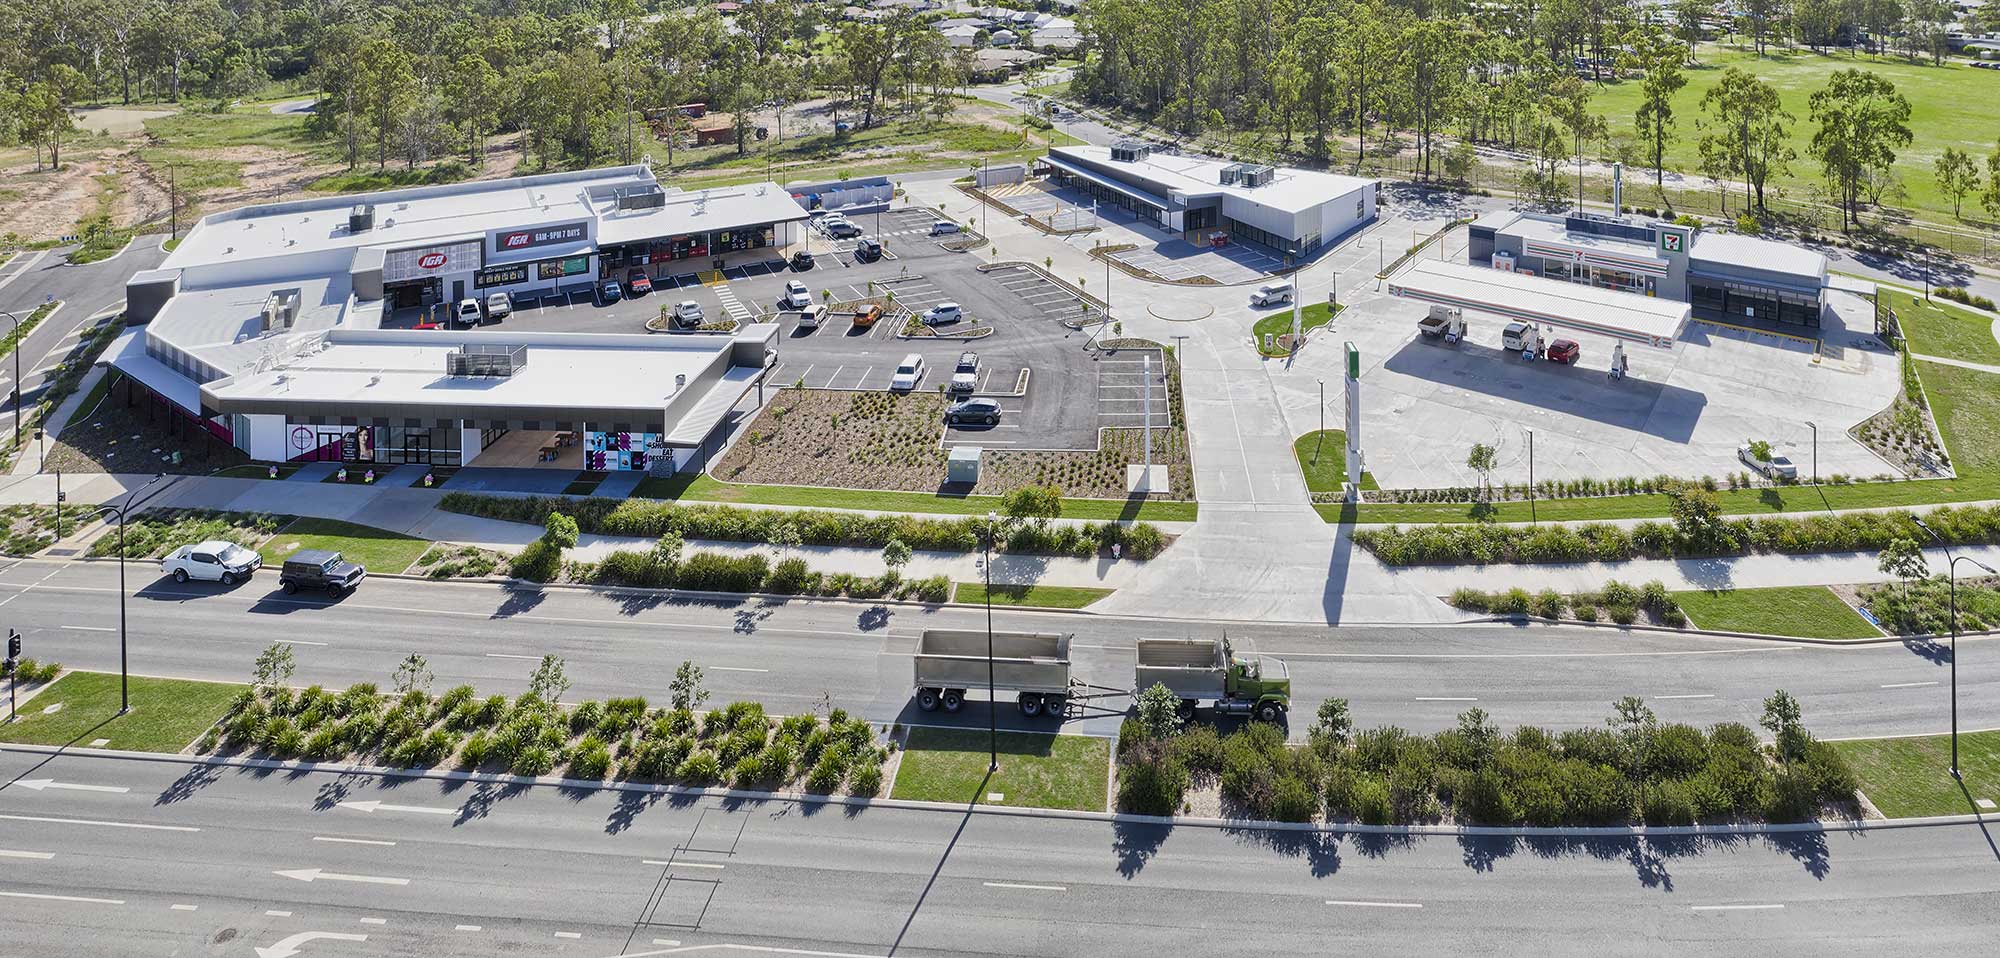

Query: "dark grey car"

xmin=279 ymin=548 xmax=367 ymax=597
xmin=945 ymin=397 xmax=1002 ymax=425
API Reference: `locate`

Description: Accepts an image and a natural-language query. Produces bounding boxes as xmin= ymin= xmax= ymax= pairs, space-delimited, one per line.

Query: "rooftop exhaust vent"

xmin=446 ymin=343 xmax=529 ymax=378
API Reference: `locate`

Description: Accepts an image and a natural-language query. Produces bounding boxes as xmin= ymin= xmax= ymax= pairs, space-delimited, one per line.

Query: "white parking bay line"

xmin=1880 ymin=681 xmax=1938 ymax=689
xmin=1691 ymin=904 xmax=1784 ymax=912
xmin=1325 ymin=899 xmax=1423 ymax=909
xmin=642 ymin=860 xmax=726 ymax=869
xmin=983 ymin=881 xmax=1066 ymax=892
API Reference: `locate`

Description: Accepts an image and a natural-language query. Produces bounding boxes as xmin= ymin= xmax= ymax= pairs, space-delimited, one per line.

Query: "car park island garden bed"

xmin=712 ymin=345 xmax=1193 ymax=505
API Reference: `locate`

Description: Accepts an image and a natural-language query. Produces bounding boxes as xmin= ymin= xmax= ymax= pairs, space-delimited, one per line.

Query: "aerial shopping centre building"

xmin=114 ymin=165 xmax=811 ymax=473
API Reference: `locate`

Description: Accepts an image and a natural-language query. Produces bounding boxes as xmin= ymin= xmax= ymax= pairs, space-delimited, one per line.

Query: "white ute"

xmin=780 ymin=280 xmax=812 ymax=309
xmin=161 ymin=540 xmax=263 ymax=585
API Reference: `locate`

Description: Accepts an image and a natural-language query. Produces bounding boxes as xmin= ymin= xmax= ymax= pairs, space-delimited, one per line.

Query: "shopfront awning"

xmin=103 ymin=327 xmax=204 ymax=416
xmin=665 ymin=363 xmax=768 ymax=446
xmin=1390 ymin=260 xmax=1691 ymax=347
xmin=1040 ymin=154 xmax=1175 ymax=212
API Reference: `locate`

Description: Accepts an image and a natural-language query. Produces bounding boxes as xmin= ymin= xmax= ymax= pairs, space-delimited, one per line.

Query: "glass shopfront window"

xmin=285 ymin=421 xmax=464 ymax=465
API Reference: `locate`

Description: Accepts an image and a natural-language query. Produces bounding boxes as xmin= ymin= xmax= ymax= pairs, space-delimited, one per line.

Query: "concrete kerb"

xmin=2 ymin=741 xmax=1985 ymax=840
xmin=1456 ymin=611 xmax=2000 ymax=647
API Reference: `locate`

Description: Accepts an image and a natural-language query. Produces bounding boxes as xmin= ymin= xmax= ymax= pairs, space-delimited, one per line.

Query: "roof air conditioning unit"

xmin=261 ymin=288 xmax=302 ymax=332
xmin=349 ymin=204 xmax=375 ymax=233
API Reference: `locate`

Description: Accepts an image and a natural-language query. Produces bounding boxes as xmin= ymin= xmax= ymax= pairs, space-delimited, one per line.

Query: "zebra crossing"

xmin=713 ymin=283 xmax=754 ymax=322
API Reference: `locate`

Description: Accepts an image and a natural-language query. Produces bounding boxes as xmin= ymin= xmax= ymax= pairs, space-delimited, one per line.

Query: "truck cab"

xmin=1226 ymin=650 xmax=1291 ymax=721
xmin=1135 ymin=637 xmax=1291 ymax=723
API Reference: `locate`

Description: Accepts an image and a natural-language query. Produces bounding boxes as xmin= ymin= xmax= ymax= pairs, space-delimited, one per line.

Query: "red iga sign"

xmin=417 ymin=251 xmax=449 ymax=270
xmin=492 ymin=221 xmax=588 ymax=254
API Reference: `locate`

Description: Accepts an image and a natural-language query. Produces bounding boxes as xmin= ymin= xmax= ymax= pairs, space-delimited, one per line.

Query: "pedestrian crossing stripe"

xmin=713 ymin=284 xmax=753 ymax=321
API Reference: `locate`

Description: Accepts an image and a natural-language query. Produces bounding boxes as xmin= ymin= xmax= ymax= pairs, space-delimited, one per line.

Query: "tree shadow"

xmin=1224 ymin=825 xmax=1342 ymax=878
xmin=1901 ymin=637 xmax=1952 ymax=665
xmin=453 ymin=779 xmax=529 ymax=825
xmin=857 ymin=605 xmax=893 ymax=632
xmin=1112 ymin=819 xmax=1170 ymax=878
xmin=154 ymin=762 xmax=222 ymax=805
xmin=606 ymin=788 xmax=665 ymax=835
xmin=491 ymin=586 xmax=548 ymax=620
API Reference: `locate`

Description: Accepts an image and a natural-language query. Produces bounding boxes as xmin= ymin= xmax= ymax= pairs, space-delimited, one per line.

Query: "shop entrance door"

xmin=451 ymin=280 xmax=465 ymax=302
xmin=403 ymin=432 xmax=431 ymax=464
xmin=314 ymin=430 xmax=348 ymax=462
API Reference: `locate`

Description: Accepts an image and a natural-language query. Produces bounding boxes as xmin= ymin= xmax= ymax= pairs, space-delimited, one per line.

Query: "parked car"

xmin=950 ymin=352 xmax=980 ymax=392
xmin=454 ymin=298 xmax=484 ymax=326
xmin=890 ymin=353 xmax=926 ymax=391
xmin=1546 ymin=339 xmax=1581 ymax=364
xmin=781 ymin=280 xmax=812 ymax=309
xmin=796 ymin=303 xmax=828 ymax=330
xmin=625 ymin=268 xmax=653 ymax=296
xmin=790 ymin=250 xmax=816 ymax=271
xmin=1738 ymin=445 xmax=1799 ymax=480
xmin=485 ymin=291 xmax=512 ymax=320
xmin=922 ymin=302 xmax=964 ymax=325
xmin=855 ymin=237 xmax=884 ymax=262
xmin=825 ymin=218 xmax=863 ymax=238
xmin=279 ymin=548 xmax=366 ymax=598
xmin=945 ymin=397 xmax=1003 ymax=425
xmin=929 ymin=220 xmax=961 ymax=236
xmin=852 ymin=304 xmax=885 ymax=328
xmin=161 ymin=540 xmax=262 ymax=586
xmin=671 ymin=301 xmax=705 ymax=328
xmin=412 ymin=320 xmax=442 ymax=331
xmin=596 ymin=280 xmax=623 ymax=306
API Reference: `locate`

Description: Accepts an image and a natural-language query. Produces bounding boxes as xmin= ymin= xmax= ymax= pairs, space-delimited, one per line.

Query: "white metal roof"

xmin=148 ymin=273 xmax=352 ymax=376
xmin=103 ymin=327 xmax=203 ymax=413
xmin=592 ymin=183 xmax=809 ymax=248
xmin=1690 ymin=230 xmax=1829 ymax=281
xmin=1049 ymin=146 xmax=1375 ymax=215
xmin=1506 ymin=215 xmax=1665 ymax=267
xmin=1388 ymin=260 xmax=1691 ymax=346
xmin=201 ymin=331 xmax=730 ymax=413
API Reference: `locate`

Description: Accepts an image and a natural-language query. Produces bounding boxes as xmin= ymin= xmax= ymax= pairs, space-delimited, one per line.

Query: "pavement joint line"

xmin=0 ymin=812 xmax=198 ymax=832
xmin=0 ymin=891 xmax=125 ymax=905
xmin=1324 ymin=899 xmax=1423 ymax=908
xmin=982 ymin=881 xmax=1066 ymax=892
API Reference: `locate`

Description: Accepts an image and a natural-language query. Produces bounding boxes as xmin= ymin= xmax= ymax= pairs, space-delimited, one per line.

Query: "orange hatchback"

xmin=852 ymin=304 xmax=885 ymax=328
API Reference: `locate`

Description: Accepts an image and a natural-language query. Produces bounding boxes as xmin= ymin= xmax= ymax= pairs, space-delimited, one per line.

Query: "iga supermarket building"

xmin=112 ymin=166 xmax=805 ymax=473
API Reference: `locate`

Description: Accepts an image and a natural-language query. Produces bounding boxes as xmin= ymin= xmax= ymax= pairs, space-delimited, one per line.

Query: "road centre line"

xmin=1880 ymin=681 xmax=1938 ymax=689
xmin=0 ymin=850 xmax=55 ymax=860
xmin=1324 ymin=899 xmax=1423 ymax=908
xmin=455 ymin=924 xmax=481 ymax=931
xmin=171 ymin=904 xmax=198 ymax=911
xmin=0 ymin=891 xmax=124 ymax=905
xmin=709 ymin=667 xmax=769 ymax=673
xmin=314 ymin=836 xmax=398 ymax=846
xmin=359 ymin=917 xmax=388 ymax=925
xmin=485 ymin=653 xmax=542 ymax=660
xmin=644 ymin=860 xmax=725 ymax=869
xmin=60 ymin=625 xmax=113 ymax=632
xmin=0 ymin=813 xmax=198 ymax=832
xmin=268 ymin=910 xmax=293 ymax=917
xmin=1414 ymin=697 xmax=1477 ymax=702
xmin=555 ymin=932 xmax=582 ymax=939
xmin=1654 ymin=694 xmax=1716 ymax=700
xmin=1691 ymin=904 xmax=1784 ymax=911
xmin=982 ymin=881 xmax=1066 ymax=892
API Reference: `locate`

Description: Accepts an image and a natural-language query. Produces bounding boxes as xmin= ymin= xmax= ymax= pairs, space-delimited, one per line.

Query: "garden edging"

xmin=3 ymin=742 xmax=1978 ymax=839
xmin=1460 ymin=612 xmax=2000 ymax=646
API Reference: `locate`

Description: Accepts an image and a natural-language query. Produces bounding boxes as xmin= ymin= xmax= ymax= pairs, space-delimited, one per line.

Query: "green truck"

xmin=1135 ymin=637 xmax=1290 ymax=722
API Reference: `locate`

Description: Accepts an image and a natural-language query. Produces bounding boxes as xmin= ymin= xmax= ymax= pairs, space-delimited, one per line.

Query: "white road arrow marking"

xmin=273 ymin=868 xmax=410 ymax=886
xmin=336 ymin=800 xmax=453 ymax=816
xmin=13 ymin=779 xmax=130 ymax=794
xmin=253 ymin=931 xmax=369 ymax=958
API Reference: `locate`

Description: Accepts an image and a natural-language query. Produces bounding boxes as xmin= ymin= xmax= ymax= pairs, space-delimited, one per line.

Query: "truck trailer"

xmin=912 ymin=629 xmax=1075 ymax=718
xmin=1134 ymin=638 xmax=1291 ymax=722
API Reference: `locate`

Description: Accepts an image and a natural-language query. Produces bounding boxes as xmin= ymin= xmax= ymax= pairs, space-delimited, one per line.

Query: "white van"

xmin=1249 ymin=282 xmax=1293 ymax=307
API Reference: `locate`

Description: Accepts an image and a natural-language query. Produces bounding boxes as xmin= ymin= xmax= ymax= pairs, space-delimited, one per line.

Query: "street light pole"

xmin=984 ymin=511 xmax=999 ymax=773
xmin=1316 ymin=378 xmax=1325 ymax=463
xmin=2 ymin=309 xmax=21 ymax=450
xmin=1912 ymin=517 xmax=1998 ymax=780
xmin=1807 ymin=421 xmax=1818 ymax=487
xmin=1527 ymin=428 xmax=1536 ymax=525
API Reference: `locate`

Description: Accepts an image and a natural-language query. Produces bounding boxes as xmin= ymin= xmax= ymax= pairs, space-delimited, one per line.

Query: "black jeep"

xmin=279 ymin=549 xmax=367 ymax=598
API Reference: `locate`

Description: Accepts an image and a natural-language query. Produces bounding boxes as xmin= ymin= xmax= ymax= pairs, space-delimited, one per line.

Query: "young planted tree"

xmin=527 ymin=654 xmax=571 ymax=707
xmin=392 ymin=653 xmax=433 ymax=695
xmin=1134 ymin=682 xmax=1185 ymax=739
xmin=1876 ymin=537 xmax=1929 ymax=596
xmin=1933 ymin=147 xmax=1982 ymax=221
xmin=252 ymin=642 xmax=295 ymax=694
xmin=1808 ymin=69 xmax=1913 ymax=231
xmin=670 ymin=660 xmax=709 ymax=712
xmin=1466 ymin=442 xmax=1497 ymax=498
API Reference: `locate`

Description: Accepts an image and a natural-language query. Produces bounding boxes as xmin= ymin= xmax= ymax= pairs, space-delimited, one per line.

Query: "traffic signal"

xmin=5 ymin=630 xmax=17 ymax=659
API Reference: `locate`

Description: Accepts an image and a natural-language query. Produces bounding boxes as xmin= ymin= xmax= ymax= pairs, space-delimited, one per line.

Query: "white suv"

xmin=922 ymin=303 xmax=963 ymax=325
xmin=890 ymin=354 xmax=926 ymax=391
xmin=781 ymin=280 xmax=812 ymax=309
xmin=161 ymin=540 xmax=263 ymax=585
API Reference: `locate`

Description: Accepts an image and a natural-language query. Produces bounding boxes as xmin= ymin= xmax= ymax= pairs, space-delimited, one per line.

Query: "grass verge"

xmin=953 ymin=582 xmax=1112 ymax=608
xmin=1252 ymin=302 xmax=1339 ymax=357
xmin=1894 ymin=292 xmax=2000 ymax=367
xmin=261 ymin=517 xmax=431 ymax=574
xmin=1831 ymin=729 xmax=2000 ymax=819
xmin=1671 ymin=586 xmax=1882 ymax=639
xmin=1293 ymin=430 xmax=1377 ymax=494
xmin=0 ymin=671 xmax=240 ymax=752
xmin=634 ymin=472 xmax=1198 ymax=522
xmin=890 ymin=727 xmax=1109 ymax=812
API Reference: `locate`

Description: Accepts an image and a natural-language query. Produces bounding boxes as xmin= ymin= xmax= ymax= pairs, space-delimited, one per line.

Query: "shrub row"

xmin=1935 ymin=287 xmax=1997 ymax=312
xmin=1356 ymin=504 xmax=2000 ymax=567
xmin=87 ymin=508 xmax=289 ymax=559
xmin=5 ymin=657 xmax=62 ymax=684
xmin=439 ymin=492 xmax=1166 ymax=560
xmin=576 ymin=549 xmax=953 ymax=603
xmin=1116 ymin=696 xmax=1856 ymax=826
xmin=1448 ymin=580 xmax=1686 ymax=628
xmin=200 ymin=656 xmax=892 ymax=796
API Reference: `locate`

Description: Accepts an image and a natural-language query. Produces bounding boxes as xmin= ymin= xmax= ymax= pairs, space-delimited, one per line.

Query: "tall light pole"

xmin=1912 ymin=516 xmax=1997 ymax=780
xmin=83 ymin=474 xmax=169 ymax=714
xmin=1806 ymin=421 xmax=1818 ymax=487
xmin=2 ymin=309 xmax=22 ymax=449
xmin=983 ymin=510 xmax=999 ymax=773
xmin=1527 ymin=428 xmax=1536 ymax=525
xmin=1316 ymin=378 xmax=1326 ymax=463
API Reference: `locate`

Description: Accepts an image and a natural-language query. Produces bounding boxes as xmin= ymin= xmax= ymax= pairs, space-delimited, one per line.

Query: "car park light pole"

xmin=1911 ymin=516 xmax=1996 ymax=779
xmin=2 ymin=309 xmax=22 ymax=449
xmin=1806 ymin=420 xmax=1818 ymax=487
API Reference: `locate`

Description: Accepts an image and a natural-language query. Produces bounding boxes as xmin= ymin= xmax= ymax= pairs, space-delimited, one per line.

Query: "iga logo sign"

xmin=417 ymin=251 xmax=449 ymax=270
xmin=492 ymin=221 xmax=588 ymax=254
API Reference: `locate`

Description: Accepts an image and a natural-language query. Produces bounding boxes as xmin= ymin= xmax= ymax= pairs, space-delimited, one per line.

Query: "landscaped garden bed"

xmin=1115 ymin=692 xmax=1860 ymax=826
xmin=0 ymin=503 xmax=85 ymax=555
xmin=87 ymin=508 xmax=291 ymax=559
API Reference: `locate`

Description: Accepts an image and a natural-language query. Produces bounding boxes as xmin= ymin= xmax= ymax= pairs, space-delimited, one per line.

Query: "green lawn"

xmin=1918 ymin=360 xmax=2000 ymax=472
xmin=1252 ymin=302 xmax=1339 ymax=357
xmin=1895 ymin=292 xmax=2000 ymax=367
xmin=1293 ymin=430 xmax=1378 ymax=494
xmin=633 ymin=472 xmax=1198 ymax=522
xmin=1671 ymin=586 xmax=1882 ymax=639
xmin=1591 ymin=42 xmax=2000 ymax=225
xmin=954 ymin=582 xmax=1113 ymax=608
xmin=1831 ymin=729 xmax=2000 ymax=819
xmin=0 ymin=671 xmax=240 ymax=752
xmin=261 ymin=517 xmax=431 ymax=574
xmin=891 ymin=727 xmax=1109 ymax=812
